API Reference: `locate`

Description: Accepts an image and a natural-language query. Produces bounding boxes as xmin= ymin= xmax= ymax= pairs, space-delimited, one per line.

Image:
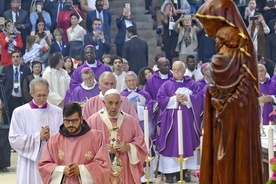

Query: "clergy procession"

xmin=1 ymin=0 xmax=276 ymax=183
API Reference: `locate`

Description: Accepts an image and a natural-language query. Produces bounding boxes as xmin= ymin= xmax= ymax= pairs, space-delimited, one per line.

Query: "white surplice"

xmin=42 ymin=67 xmax=70 ymax=107
xmin=9 ymin=103 xmax=63 ymax=184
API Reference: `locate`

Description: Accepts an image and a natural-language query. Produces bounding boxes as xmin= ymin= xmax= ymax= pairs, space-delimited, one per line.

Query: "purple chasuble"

xmin=260 ymin=78 xmax=276 ymax=125
xmin=69 ymin=61 xmax=112 ymax=90
xmin=156 ymin=76 xmax=203 ymax=158
xmin=144 ymin=71 xmax=173 ymax=100
xmin=70 ymin=83 xmax=100 ymax=103
xmin=196 ymin=78 xmax=207 ymax=92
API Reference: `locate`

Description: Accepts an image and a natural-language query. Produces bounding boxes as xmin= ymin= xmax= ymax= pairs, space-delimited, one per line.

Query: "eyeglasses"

xmin=83 ymin=77 xmax=94 ymax=82
xmin=63 ymin=118 xmax=80 ymax=125
xmin=122 ymin=62 xmax=128 ymax=65
xmin=172 ymin=68 xmax=184 ymax=72
xmin=126 ymin=79 xmax=137 ymax=83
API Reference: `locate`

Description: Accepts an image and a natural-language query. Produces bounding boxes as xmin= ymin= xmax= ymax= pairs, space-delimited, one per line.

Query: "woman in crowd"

xmin=67 ymin=13 xmax=86 ymax=58
xmin=57 ymin=0 xmax=83 ymax=42
xmin=138 ymin=67 xmax=154 ymax=90
xmin=174 ymin=14 xmax=203 ymax=62
xmin=35 ymin=18 xmax=52 ymax=45
xmin=22 ymin=60 xmax=43 ymax=102
xmin=247 ymin=13 xmax=270 ymax=57
xmin=0 ymin=19 xmax=23 ymax=66
xmin=42 ymin=52 xmax=70 ymax=107
xmin=161 ymin=2 xmax=178 ymax=65
xmin=30 ymin=1 xmax=51 ymax=34
xmin=63 ymin=56 xmax=74 ymax=76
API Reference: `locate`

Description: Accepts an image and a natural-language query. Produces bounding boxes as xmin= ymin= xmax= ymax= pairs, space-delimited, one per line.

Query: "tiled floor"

xmin=0 ymin=152 xmax=199 ymax=184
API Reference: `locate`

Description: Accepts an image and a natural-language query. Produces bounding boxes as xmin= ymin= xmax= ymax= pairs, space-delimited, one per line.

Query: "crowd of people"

xmin=0 ymin=0 xmax=276 ymax=183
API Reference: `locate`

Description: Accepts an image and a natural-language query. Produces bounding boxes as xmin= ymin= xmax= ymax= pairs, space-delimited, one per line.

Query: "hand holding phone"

xmin=95 ymin=25 xmax=101 ymax=31
xmin=37 ymin=4 xmax=42 ymax=12
xmin=249 ymin=16 xmax=258 ymax=21
xmin=125 ymin=3 xmax=130 ymax=10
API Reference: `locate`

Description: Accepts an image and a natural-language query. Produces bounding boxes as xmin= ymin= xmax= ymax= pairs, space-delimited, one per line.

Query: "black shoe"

xmin=184 ymin=176 xmax=191 ymax=182
xmin=175 ymin=170 xmax=191 ymax=182
xmin=165 ymin=173 xmax=174 ymax=183
xmin=144 ymin=11 xmax=151 ymax=14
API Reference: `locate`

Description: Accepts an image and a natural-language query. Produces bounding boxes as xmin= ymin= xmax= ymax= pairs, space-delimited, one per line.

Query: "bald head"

xmin=172 ymin=61 xmax=186 ymax=80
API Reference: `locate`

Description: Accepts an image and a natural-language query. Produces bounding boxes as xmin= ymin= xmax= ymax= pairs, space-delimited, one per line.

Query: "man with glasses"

xmin=2 ymin=50 xmax=31 ymax=121
xmin=122 ymin=58 xmax=129 ymax=72
xmin=9 ymin=78 xmax=62 ymax=184
xmin=38 ymin=102 xmax=111 ymax=183
xmin=66 ymin=67 xmax=100 ymax=104
xmin=156 ymin=61 xmax=203 ymax=183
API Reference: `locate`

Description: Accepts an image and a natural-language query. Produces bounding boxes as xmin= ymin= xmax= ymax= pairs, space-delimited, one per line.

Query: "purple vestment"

xmin=260 ymin=78 xmax=276 ymax=125
xmin=69 ymin=61 xmax=112 ymax=90
xmin=144 ymin=71 xmax=173 ymax=100
xmin=69 ymin=84 xmax=100 ymax=103
xmin=196 ymin=78 xmax=207 ymax=92
xmin=156 ymin=76 xmax=203 ymax=158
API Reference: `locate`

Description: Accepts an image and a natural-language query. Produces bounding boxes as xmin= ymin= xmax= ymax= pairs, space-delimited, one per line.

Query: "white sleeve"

xmin=79 ymin=165 xmax=94 ymax=184
xmin=166 ymin=95 xmax=178 ymax=109
xmin=49 ymin=166 xmax=65 ymax=184
xmin=9 ymin=111 xmax=42 ymax=162
xmin=127 ymin=143 xmax=139 ymax=164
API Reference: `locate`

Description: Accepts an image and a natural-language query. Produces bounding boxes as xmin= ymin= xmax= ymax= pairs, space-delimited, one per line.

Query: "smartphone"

xmin=37 ymin=4 xmax=42 ymax=12
xmin=95 ymin=25 xmax=101 ymax=31
xmin=245 ymin=6 xmax=250 ymax=12
xmin=249 ymin=16 xmax=258 ymax=21
xmin=125 ymin=3 xmax=130 ymax=10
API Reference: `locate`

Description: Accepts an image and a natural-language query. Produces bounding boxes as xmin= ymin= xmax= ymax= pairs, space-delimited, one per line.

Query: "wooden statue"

xmin=196 ymin=0 xmax=263 ymax=183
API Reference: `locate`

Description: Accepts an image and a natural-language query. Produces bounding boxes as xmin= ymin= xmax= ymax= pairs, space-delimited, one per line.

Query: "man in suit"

xmin=3 ymin=0 xmax=31 ymax=54
xmin=114 ymin=7 xmax=136 ymax=57
xmin=2 ymin=50 xmax=31 ymax=121
xmin=122 ymin=26 xmax=148 ymax=75
xmin=44 ymin=0 xmax=65 ymax=32
xmin=267 ymin=21 xmax=276 ymax=64
xmin=50 ymin=28 xmax=70 ymax=57
xmin=86 ymin=0 xmax=111 ymax=42
xmin=84 ymin=18 xmax=110 ymax=61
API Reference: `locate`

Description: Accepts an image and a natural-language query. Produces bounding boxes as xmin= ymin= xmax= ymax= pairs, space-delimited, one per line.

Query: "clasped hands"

xmin=177 ymin=94 xmax=188 ymax=104
xmin=258 ymin=94 xmax=273 ymax=106
xmin=107 ymin=142 xmax=130 ymax=154
xmin=63 ymin=163 xmax=80 ymax=178
xmin=40 ymin=126 xmax=50 ymax=141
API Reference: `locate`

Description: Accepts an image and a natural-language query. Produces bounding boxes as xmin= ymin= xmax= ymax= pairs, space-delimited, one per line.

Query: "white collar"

xmin=85 ymin=61 xmax=97 ymax=68
xmin=81 ymin=80 xmax=97 ymax=90
xmin=159 ymin=71 xmax=168 ymax=79
xmin=127 ymin=87 xmax=137 ymax=92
